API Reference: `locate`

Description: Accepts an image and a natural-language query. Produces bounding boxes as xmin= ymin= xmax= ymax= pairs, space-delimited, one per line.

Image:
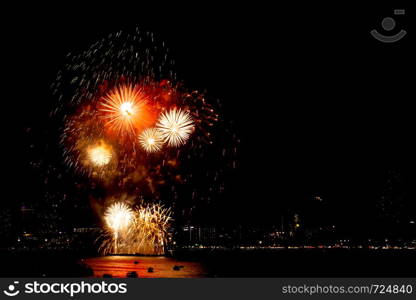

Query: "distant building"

xmin=180 ymin=226 xmax=217 ymax=245
xmin=73 ymin=227 xmax=101 ymax=234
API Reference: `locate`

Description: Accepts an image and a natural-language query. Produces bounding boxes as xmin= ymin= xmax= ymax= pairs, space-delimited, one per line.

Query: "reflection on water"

xmin=83 ymin=256 xmax=206 ymax=278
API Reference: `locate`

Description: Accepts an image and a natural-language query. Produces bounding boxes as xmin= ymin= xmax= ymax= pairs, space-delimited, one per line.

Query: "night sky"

xmin=3 ymin=3 xmax=414 ymax=237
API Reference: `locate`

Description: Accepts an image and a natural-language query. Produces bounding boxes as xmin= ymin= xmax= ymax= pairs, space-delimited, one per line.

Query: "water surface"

xmin=84 ymin=256 xmax=206 ymax=278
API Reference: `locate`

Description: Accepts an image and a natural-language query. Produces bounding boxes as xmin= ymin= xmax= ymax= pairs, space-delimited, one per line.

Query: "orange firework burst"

xmin=99 ymin=84 xmax=154 ymax=136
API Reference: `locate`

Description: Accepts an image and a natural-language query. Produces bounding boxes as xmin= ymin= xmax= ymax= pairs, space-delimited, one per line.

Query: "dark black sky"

xmin=3 ymin=3 xmax=414 ymax=233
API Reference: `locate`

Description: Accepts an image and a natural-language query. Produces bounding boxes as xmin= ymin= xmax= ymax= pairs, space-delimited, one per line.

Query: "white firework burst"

xmin=88 ymin=145 xmax=112 ymax=166
xmin=104 ymin=202 xmax=133 ymax=233
xmin=139 ymin=128 xmax=164 ymax=153
xmin=156 ymin=108 xmax=194 ymax=147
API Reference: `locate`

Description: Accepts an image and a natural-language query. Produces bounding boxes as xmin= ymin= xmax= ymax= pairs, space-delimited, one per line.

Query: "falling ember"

xmin=157 ymin=108 xmax=194 ymax=147
xmin=139 ymin=128 xmax=163 ymax=153
xmin=99 ymin=84 xmax=148 ymax=136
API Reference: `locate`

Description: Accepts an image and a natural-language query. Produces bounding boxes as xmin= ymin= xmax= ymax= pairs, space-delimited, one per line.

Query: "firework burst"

xmin=88 ymin=143 xmax=112 ymax=166
xmin=130 ymin=203 xmax=172 ymax=255
xmin=56 ymin=29 xmax=226 ymax=186
xmin=139 ymin=128 xmax=164 ymax=153
xmin=100 ymin=202 xmax=172 ymax=255
xmin=47 ymin=27 xmax=238 ymax=257
xmin=104 ymin=202 xmax=134 ymax=232
xmin=99 ymin=84 xmax=151 ymax=136
xmin=157 ymin=108 xmax=194 ymax=147
xmin=104 ymin=202 xmax=134 ymax=254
